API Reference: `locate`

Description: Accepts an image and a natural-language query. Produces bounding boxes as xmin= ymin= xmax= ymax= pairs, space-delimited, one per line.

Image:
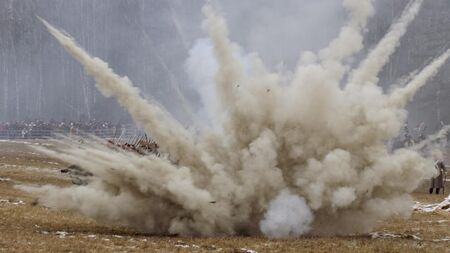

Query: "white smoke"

xmin=349 ymin=0 xmax=423 ymax=87
xmin=185 ymin=38 xmax=219 ymax=126
xmin=21 ymin=0 xmax=449 ymax=237
xmin=260 ymin=190 xmax=314 ymax=238
xmin=185 ymin=38 xmax=252 ymax=128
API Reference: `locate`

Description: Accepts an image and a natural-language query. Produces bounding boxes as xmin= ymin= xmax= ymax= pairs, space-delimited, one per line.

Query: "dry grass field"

xmin=0 ymin=140 xmax=449 ymax=253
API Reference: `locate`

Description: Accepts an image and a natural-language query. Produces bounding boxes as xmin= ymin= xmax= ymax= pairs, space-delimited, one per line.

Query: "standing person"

xmin=430 ymin=160 xmax=447 ymax=194
xmin=69 ymin=122 xmax=75 ymax=137
xmin=21 ymin=128 xmax=27 ymax=139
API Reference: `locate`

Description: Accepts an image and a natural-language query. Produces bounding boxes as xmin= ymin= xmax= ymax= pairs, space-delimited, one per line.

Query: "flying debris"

xmin=61 ymin=135 xmax=160 ymax=185
xmin=61 ymin=164 xmax=93 ymax=186
xmin=106 ymin=134 xmax=160 ymax=156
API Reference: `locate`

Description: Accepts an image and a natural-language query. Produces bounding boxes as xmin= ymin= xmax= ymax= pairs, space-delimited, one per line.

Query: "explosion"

xmin=22 ymin=0 xmax=450 ymax=237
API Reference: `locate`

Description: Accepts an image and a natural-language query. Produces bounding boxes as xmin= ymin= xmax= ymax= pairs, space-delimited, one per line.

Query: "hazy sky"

xmin=0 ymin=0 xmax=449 ymax=132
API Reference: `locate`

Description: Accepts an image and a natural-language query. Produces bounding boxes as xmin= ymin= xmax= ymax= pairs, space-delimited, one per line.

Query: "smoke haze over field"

xmin=0 ymin=0 xmax=346 ymax=124
xmin=20 ymin=0 xmax=450 ymax=237
xmin=1 ymin=0 xmax=450 ymax=133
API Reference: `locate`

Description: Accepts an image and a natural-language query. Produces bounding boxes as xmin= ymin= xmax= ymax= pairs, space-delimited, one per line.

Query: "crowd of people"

xmin=0 ymin=119 xmax=127 ymax=139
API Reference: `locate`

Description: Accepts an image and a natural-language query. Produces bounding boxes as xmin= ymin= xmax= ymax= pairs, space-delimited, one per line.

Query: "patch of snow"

xmin=241 ymin=248 xmax=258 ymax=253
xmin=55 ymin=231 xmax=69 ymax=238
xmin=0 ymin=177 xmax=11 ymax=182
xmin=0 ymin=199 xmax=25 ymax=205
xmin=414 ymin=195 xmax=450 ymax=212
xmin=370 ymin=232 xmax=421 ymax=240
xmin=175 ymin=241 xmax=190 ymax=248
xmin=432 ymin=238 xmax=450 ymax=242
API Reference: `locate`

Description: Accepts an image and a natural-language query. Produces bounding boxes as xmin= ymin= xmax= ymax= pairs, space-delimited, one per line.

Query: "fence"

xmin=0 ymin=127 xmax=145 ymax=140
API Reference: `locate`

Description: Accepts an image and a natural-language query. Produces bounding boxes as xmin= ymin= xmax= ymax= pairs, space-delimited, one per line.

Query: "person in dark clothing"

xmin=429 ymin=160 xmax=446 ymax=194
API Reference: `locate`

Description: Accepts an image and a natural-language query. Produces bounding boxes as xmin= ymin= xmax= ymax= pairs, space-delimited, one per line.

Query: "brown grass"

xmin=0 ymin=141 xmax=449 ymax=253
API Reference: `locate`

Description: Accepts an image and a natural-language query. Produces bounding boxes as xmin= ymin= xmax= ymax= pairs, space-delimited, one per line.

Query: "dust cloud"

xmin=20 ymin=0 xmax=449 ymax=237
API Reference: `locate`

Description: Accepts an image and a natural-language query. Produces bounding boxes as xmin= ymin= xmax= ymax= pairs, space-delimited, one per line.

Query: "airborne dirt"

xmin=20 ymin=0 xmax=450 ymax=238
xmin=1 ymin=143 xmax=450 ymax=253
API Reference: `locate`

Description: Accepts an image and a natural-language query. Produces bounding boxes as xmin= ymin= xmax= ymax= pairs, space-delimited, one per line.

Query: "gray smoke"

xmin=20 ymin=0 xmax=448 ymax=237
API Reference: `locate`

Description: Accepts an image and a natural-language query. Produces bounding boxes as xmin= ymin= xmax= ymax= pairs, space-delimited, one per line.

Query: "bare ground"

xmin=0 ymin=140 xmax=449 ymax=253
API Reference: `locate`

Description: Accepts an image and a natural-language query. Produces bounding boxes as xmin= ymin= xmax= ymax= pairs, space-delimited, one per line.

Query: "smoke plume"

xmin=21 ymin=0 xmax=448 ymax=237
xmin=260 ymin=190 xmax=314 ymax=238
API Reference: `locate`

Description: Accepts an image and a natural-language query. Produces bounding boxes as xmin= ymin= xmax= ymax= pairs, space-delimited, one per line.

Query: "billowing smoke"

xmin=260 ymin=190 xmax=314 ymax=238
xmin=20 ymin=0 xmax=449 ymax=237
xmin=185 ymin=38 xmax=252 ymax=128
